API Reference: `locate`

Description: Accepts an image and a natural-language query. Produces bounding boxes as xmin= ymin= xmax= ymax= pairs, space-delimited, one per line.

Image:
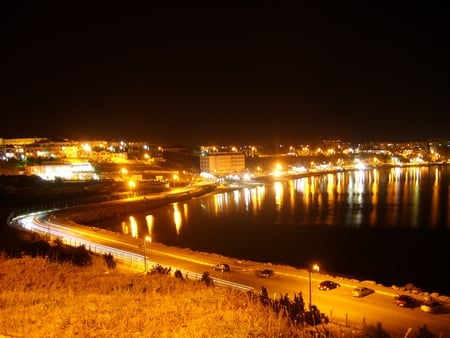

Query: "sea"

xmin=93 ymin=165 xmax=450 ymax=296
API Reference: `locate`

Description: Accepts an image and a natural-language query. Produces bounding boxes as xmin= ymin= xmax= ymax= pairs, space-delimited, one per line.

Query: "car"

xmin=256 ymin=268 xmax=274 ymax=278
xmin=395 ymin=295 xmax=416 ymax=307
xmin=352 ymin=287 xmax=374 ymax=298
xmin=318 ymin=280 xmax=340 ymax=291
xmin=212 ymin=263 xmax=230 ymax=272
xmin=420 ymin=301 xmax=441 ymax=313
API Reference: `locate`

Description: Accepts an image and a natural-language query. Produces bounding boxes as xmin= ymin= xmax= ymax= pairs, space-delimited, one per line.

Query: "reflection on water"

xmin=145 ymin=215 xmax=154 ymax=236
xmin=121 ymin=216 xmax=139 ymax=238
xmin=168 ymin=166 xmax=449 ymax=229
xmin=173 ymin=203 xmax=182 ymax=235
xmin=101 ymin=166 xmax=450 ymax=294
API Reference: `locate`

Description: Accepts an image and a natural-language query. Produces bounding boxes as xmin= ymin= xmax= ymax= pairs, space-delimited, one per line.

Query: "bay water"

xmin=95 ymin=165 xmax=450 ymax=295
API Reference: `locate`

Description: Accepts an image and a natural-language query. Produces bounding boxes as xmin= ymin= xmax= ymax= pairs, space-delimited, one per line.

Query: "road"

xmin=10 ymin=195 xmax=450 ymax=338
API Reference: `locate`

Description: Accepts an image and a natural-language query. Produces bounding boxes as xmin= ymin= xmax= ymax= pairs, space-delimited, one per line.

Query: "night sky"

xmin=3 ymin=4 xmax=450 ymax=146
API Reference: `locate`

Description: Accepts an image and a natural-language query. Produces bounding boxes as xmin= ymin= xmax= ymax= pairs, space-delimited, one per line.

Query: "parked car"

xmin=420 ymin=301 xmax=441 ymax=313
xmin=395 ymin=295 xmax=417 ymax=308
xmin=212 ymin=263 xmax=230 ymax=272
xmin=318 ymin=280 xmax=340 ymax=291
xmin=352 ymin=287 xmax=374 ymax=298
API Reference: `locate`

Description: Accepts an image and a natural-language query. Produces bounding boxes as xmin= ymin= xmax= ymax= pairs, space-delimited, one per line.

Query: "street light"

xmin=172 ymin=174 xmax=178 ymax=188
xmin=143 ymin=235 xmax=152 ymax=272
xmin=121 ymin=168 xmax=128 ymax=181
xmin=309 ymin=263 xmax=320 ymax=309
xmin=128 ymin=180 xmax=136 ymax=196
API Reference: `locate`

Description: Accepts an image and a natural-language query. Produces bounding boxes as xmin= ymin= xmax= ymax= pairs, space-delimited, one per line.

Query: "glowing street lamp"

xmin=121 ymin=168 xmax=128 ymax=180
xmin=172 ymin=174 xmax=178 ymax=188
xmin=128 ymin=180 xmax=136 ymax=196
xmin=143 ymin=235 xmax=152 ymax=272
xmin=309 ymin=263 xmax=320 ymax=309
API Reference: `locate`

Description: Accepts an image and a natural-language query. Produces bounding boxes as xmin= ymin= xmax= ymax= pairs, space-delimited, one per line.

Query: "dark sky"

xmin=3 ymin=3 xmax=450 ymax=146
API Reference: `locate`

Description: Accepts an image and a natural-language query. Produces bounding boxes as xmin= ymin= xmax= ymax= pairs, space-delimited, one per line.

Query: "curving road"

xmin=10 ymin=199 xmax=450 ymax=338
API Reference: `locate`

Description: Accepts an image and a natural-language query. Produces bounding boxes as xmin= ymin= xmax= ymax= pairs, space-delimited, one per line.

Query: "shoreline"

xmin=5 ymin=165 xmax=449 ymax=300
xmin=63 ymin=181 xmax=450 ymax=299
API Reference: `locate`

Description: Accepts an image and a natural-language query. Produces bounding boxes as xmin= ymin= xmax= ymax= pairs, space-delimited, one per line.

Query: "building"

xmin=25 ymin=161 xmax=97 ymax=181
xmin=199 ymin=152 xmax=245 ymax=176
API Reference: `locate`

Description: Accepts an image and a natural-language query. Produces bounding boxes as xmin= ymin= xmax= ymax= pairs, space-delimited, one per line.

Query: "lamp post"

xmin=143 ymin=235 xmax=152 ymax=272
xmin=172 ymin=174 xmax=178 ymax=188
xmin=128 ymin=180 xmax=136 ymax=196
xmin=309 ymin=263 xmax=320 ymax=309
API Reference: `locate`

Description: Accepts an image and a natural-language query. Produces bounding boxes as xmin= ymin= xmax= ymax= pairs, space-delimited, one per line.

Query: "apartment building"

xmin=199 ymin=152 xmax=245 ymax=176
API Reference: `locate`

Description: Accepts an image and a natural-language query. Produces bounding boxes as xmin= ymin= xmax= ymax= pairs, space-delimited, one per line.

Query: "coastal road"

xmin=11 ymin=208 xmax=450 ymax=338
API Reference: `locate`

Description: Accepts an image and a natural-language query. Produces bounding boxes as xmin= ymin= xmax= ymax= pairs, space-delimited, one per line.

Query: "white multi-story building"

xmin=199 ymin=152 xmax=245 ymax=176
xmin=25 ymin=161 xmax=97 ymax=181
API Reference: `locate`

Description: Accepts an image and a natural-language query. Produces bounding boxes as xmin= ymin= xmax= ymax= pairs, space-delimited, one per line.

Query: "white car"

xmin=352 ymin=287 xmax=374 ymax=298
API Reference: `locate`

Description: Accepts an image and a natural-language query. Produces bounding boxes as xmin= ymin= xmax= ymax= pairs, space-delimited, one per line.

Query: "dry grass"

xmin=0 ymin=254 xmax=317 ymax=338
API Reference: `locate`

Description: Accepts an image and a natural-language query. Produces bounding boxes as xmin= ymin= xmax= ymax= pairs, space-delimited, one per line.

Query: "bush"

xmin=174 ymin=269 xmax=184 ymax=280
xmin=201 ymin=271 xmax=214 ymax=286
xmin=103 ymin=253 xmax=116 ymax=269
xmin=149 ymin=264 xmax=171 ymax=275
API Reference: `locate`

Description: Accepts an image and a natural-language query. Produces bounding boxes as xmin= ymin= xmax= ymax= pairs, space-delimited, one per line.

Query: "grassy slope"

xmin=0 ymin=255 xmax=314 ymax=338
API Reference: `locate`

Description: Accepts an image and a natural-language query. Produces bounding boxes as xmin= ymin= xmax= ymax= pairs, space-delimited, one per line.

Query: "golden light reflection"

xmin=213 ymin=193 xmax=230 ymax=216
xmin=204 ymin=186 xmax=266 ymax=218
xmin=244 ymin=188 xmax=251 ymax=211
xmin=336 ymin=172 xmax=344 ymax=194
xmin=298 ymin=177 xmax=311 ymax=207
xmin=354 ymin=170 xmax=365 ymax=194
xmin=387 ymin=168 xmax=401 ymax=226
xmin=233 ymin=190 xmax=240 ymax=209
xmin=183 ymin=203 xmax=188 ymax=220
xmin=250 ymin=185 xmax=265 ymax=214
xmin=323 ymin=175 xmax=334 ymax=225
xmin=369 ymin=169 xmax=379 ymax=225
xmin=347 ymin=175 xmax=354 ymax=203
xmin=410 ymin=168 xmax=420 ymax=227
xmin=294 ymin=177 xmax=305 ymax=194
xmin=173 ymin=203 xmax=182 ymax=235
xmin=129 ymin=216 xmax=138 ymax=238
xmin=430 ymin=167 xmax=440 ymax=227
xmin=386 ymin=167 xmax=426 ymax=227
xmin=315 ymin=177 xmax=324 ymax=210
xmin=335 ymin=172 xmax=345 ymax=211
xmin=145 ymin=215 xmax=154 ymax=236
xmin=288 ymin=180 xmax=295 ymax=211
xmin=309 ymin=177 xmax=316 ymax=195
xmin=346 ymin=172 xmax=364 ymax=225
xmin=447 ymin=182 xmax=450 ymax=228
xmin=114 ymin=166 xmax=447 ymax=231
xmin=274 ymin=181 xmax=283 ymax=207
xmin=121 ymin=221 xmax=129 ymax=235
xmin=326 ymin=174 xmax=334 ymax=197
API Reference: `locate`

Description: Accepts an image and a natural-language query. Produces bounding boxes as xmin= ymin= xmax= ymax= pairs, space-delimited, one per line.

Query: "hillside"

xmin=0 ymin=254 xmax=340 ymax=338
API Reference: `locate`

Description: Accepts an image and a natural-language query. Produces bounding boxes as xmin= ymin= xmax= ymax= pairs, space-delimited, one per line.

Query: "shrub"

xmin=174 ymin=269 xmax=183 ymax=280
xmin=103 ymin=253 xmax=116 ymax=269
xmin=201 ymin=271 xmax=214 ymax=286
xmin=149 ymin=264 xmax=171 ymax=275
